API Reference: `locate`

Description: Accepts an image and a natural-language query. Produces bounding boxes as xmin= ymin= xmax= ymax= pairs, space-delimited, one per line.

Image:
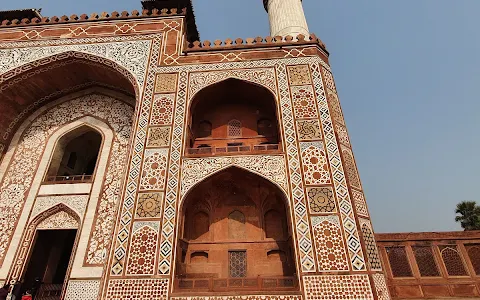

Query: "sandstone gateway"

xmin=0 ymin=1 xmax=478 ymax=299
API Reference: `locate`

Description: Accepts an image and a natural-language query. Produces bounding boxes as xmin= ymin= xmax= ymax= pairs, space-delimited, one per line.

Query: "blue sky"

xmin=3 ymin=1 xmax=479 ymax=233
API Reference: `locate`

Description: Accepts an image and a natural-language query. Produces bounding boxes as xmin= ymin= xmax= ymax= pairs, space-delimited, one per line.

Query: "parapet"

xmin=185 ymin=33 xmax=327 ymax=54
xmin=0 ymin=8 xmax=185 ymax=28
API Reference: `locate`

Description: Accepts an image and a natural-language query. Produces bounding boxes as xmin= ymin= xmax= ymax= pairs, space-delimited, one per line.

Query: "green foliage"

xmin=455 ymin=201 xmax=480 ymax=231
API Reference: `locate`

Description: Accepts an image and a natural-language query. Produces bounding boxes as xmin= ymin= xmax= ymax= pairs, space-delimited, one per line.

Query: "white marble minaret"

xmin=264 ymin=0 xmax=309 ymax=37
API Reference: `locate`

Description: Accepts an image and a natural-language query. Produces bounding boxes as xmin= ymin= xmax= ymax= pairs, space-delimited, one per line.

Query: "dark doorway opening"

xmin=21 ymin=229 xmax=77 ymax=300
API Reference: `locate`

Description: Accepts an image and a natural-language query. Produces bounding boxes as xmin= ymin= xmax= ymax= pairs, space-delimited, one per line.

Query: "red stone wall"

xmin=376 ymin=231 xmax=480 ymax=299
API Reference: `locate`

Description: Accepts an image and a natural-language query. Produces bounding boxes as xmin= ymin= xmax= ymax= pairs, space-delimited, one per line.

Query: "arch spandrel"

xmin=31 ymin=203 xmax=81 ymax=227
xmin=37 ymin=210 xmax=79 ymax=230
xmin=0 ymin=41 xmax=151 ymax=89
xmin=29 ymin=195 xmax=90 ymax=222
xmin=188 ymin=68 xmax=278 ymax=102
xmin=181 ymin=155 xmax=289 ymax=204
xmin=0 ymin=51 xmax=141 ymax=146
xmin=132 ymin=221 xmax=160 ymax=235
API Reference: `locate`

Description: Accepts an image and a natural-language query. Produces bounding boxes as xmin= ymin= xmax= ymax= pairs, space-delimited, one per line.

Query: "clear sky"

xmin=3 ymin=1 xmax=480 ymax=233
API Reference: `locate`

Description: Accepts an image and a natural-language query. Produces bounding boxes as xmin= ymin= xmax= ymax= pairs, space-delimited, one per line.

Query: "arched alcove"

xmin=175 ymin=167 xmax=297 ymax=293
xmin=45 ymin=125 xmax=102 ymax=183
xmin=187 ymin=79 xmax=281 ymax=155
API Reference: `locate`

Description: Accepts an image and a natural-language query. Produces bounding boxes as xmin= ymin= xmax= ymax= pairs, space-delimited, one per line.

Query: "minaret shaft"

xmin=266 ymin=0 xmax=309 ymax=37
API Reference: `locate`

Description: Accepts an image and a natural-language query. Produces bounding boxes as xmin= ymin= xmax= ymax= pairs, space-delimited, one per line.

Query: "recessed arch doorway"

xmin=175 ymin=167 xmax=298 ymax=293
xmin=14 ymin=206 xmax=81 ymax=300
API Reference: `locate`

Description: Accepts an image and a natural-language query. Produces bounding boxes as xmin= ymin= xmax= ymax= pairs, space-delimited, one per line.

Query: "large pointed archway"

xmin=0 ymin=51 xmax=138 ymax=159
xmin=174 ymin=167 xmax=298 ymax=293
xmin=0 ymin=51 xmax=137 ymax=287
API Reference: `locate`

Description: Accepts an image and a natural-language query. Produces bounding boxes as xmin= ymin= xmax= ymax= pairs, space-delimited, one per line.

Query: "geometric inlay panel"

xmin=155 ymin=73 xmax=178 ymax=93
xmin=297 ymin=119 xmax=322 ymax=140
xmin=287 ymin=65 xmax=312 ymax=85
xmin=300 ymin=142 xmax=331 ymax=185
xmin=341 ymin=147 xmax=362 ymax=190
xmin=321 ymin=69 xmax=336 ymax=93
xmin=154 ymin=69 xmax=185 ymax=276
xmin=64 ymin=280 xmax=100 ymax=300
xmin=276 ymin=63 xmax=316 ymax=273
xmin=311 ymin=216 xmax=349 ymax=271
xmin=335 ymin=124 xmax=350 ymax=147
xmin=126 ymin=223 xmax=159 ymax=275
xmin=352 ymin=190 xmax=369 ymax=218
xmin=108 ymin=35 xmax=161 ymax=275
xmin=291 ymin=85 xmax=318 ymax=119
xmin=326 ymin=91 xmax=345 ymax=125
xmin=139 ymin=149 xmax=169 ymax=191
xmin=303 ymin=275 xmax=374 ymax=300
xmin=136 ymin=192 xmax=164 ymax=218
xmin=151 ymin=94 xmax=175 ymax=126
xmin=372 ymin=274 xmax=391 ymax=300
xmin=181 ymin=155 xmax=288 ymax=198
xmin=359 ymin=219 xmax=382 ymax=271
xmin=106 ymin=278 xmax=168 ymax=300
xmin=147 ymin=126 xmax=171 ymax=148
xmin=307 ymin=187 xmax=336 ymax=213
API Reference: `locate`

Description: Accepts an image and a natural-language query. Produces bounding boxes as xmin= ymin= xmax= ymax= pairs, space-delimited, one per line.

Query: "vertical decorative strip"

xmin=276 ymin=63 xmax=316 ymax=272
xmin=158 ymin=71 xmax=187 ymax=274
xmin=110 ymin=37 xmax=161 ymax=276
xmin=310 ymin=62 xmax=366 ymax=271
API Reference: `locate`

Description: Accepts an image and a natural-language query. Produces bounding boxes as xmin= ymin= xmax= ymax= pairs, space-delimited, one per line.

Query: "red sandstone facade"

xmin=0 ymin=1 xmax=470 ymax=300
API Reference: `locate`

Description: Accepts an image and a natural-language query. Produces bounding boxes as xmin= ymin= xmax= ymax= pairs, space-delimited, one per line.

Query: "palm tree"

xmin=455 ymin=201 xmax=480 ymax=231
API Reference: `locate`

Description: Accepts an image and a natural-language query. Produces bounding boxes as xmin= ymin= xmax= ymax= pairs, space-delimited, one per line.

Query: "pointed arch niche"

xmin=0 ymin=91 xmax=134 ymax=283
xmin=175 ymin=167 xmax=298 ymax=293
xmin=186 ymin=78 xmax=282 ymax=156
xmin=45 ymin=124 xmax=103 ymax=183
